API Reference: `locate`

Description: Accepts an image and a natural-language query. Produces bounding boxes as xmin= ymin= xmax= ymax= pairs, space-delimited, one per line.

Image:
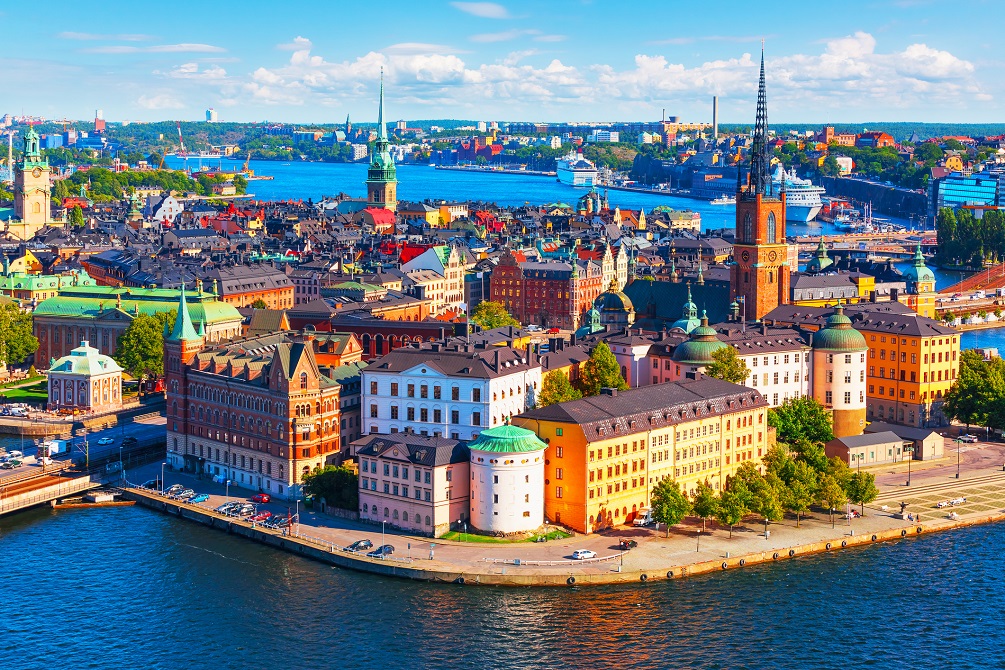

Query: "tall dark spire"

xmin=748 ymin=44 xmax=772 ymax=198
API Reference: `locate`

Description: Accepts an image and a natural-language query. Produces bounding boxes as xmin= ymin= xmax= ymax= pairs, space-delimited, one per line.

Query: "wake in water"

xmin=174 ymin=541 xmax=263 ymax=567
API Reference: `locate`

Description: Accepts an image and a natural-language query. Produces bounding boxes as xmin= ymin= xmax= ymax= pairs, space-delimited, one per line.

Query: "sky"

xmin=3 ymin=0 xmax=1001 ymax=125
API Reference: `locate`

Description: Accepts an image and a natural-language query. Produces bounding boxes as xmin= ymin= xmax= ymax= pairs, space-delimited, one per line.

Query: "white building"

xmin=400 ymin=245 xmax=467 ymax=314
xmin=468 ymin=425 xmax=547 ymax=534
xmin=362 ymin=342 xmax=543 ymax=440
xmin=206 ymin=108 xmax=218 ymax=123
xmin=588 ymin=130 xmax=619 ymax=143
xmin=47 ymin=340 xmax=123 ymax=414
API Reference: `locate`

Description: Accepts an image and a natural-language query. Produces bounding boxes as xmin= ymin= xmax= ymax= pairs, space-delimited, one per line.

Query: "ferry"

xmin=772 ymin=165 xmax=824 ymax=222
xmin=710 ymin=195 xmax=735 ymax=205
xmin=556 ymin=151 xmax=598 ymax=187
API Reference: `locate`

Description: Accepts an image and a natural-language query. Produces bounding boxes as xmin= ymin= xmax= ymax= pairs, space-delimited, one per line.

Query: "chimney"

xmin=762 ymin=322 xmax=767 ymax=335
xmin=890 ymin=287 xmax=899 ymax=302
xmin=712 ymin=96 xmax=718 ymax=142
xmin=600 ymin=387 xmax=618 ymax=397
xmin=430 ymin=343 xmax=441 ymax=352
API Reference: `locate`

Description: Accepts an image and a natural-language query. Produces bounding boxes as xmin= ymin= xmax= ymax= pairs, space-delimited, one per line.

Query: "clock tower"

xmin=365 ymin=69 xmax=397 ymax=212
xmin=12 ymin=125 xmax=52 ymax=240
xmin=730 ymin=48 xmax=790 ymax=321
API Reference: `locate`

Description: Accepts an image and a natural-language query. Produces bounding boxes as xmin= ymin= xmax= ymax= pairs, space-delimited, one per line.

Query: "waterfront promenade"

xmin=123 ymin=435 xmax=1005 ymax=587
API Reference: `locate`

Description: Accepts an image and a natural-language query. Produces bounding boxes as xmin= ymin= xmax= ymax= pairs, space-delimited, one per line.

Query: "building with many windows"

xmin=514 ymin=378 xmax=769 ymax=533
xmin=362 ymin=341 xmax=542 ymax=440
xmin=490 ymin=250 xmax=604 ymax=329
xmin=47 ymin=340 xmax=123 ymax=414
xmin=929 ymin=171 xmax=999 ymax=219
xmin=165 ymin=289 xmax=342 ymax=499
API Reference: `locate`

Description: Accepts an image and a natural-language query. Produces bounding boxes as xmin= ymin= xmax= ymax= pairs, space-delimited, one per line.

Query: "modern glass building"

xmin=930 ymin=171 xmax=999 ymax=217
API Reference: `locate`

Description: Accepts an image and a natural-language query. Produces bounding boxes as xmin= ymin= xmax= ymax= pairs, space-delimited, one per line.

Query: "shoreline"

xmin=121 ymin=485 xmax=998 ymax=588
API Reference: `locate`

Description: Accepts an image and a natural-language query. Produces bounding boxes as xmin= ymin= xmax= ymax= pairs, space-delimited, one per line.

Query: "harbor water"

xmin=0 ymin=504 xmax=998 ymax=669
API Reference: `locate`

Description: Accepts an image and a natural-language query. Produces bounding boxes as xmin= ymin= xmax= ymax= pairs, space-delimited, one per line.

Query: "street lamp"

xmin=161 ymin=462 xmax=166 ymax=493
xmin=226 ymin=479 xmax=231 ymax=504
xmin=955 ymin=438 xmax=962 ymax=479
xmin=905 ymin=445 xmax=914 ymax=486
xmin=696 ymin=529 xmax=701 ymax=553
xmin=381 ymin=520 xmax=387 ymax=553
xmin=119 ymin=445 xmax=124 ymax=483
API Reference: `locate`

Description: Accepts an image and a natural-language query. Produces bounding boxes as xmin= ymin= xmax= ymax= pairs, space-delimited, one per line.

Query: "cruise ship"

xmin=773 ymin=165 xmax=824 ymax=222
xmin=556 ymin=151 xmax=598 ymax=187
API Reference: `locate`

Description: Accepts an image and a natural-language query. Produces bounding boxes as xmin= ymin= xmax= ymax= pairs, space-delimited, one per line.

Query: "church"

xmin=8 ymin=125 xmax=59 ymax=240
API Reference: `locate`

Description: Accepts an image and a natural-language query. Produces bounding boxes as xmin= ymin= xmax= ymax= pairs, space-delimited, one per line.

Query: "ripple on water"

xmin=0 ymin=506 xmax=998 ymax=670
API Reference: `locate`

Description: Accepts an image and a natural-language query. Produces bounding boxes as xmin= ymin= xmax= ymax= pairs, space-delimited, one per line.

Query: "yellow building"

xmin=514 ymin=377 xmax=769 ymax=534
xmin=399 ymin=203 xmax=442 ymax=227
xmin=10 ymin=126 xmax=59 ymax=240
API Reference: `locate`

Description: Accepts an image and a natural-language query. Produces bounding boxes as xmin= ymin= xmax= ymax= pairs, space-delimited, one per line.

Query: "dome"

xmin=670 ymin=285 xmax=700 ymax=333
xmin=901 ymin=245 xmax=935 ymax=286
xmin=468 ymin=425 xmax=548 ymax=454
xmin=813 ymin=304 xmax=867 ymax=352
xmin=49 ymin=340 xmax=123 ymax=376
xmin=672 ymin=312 xmax=728 ymax=364
xmin=594 ymin=279 xmax=634 ymax=314
xmin=805 ymin=239 xmax=833 ymax=274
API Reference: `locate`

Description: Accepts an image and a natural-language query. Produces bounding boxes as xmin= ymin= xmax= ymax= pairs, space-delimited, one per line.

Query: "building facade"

xmin=490 ymin=250 xmax=604 ymax=329
xmin=47 ymin=340 xmax=123 ymax=414
xmin=467 ymin=425 xmax=548 ymax=534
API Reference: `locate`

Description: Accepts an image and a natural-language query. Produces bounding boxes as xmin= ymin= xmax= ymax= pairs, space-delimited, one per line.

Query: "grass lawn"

xmin=1 ymin=381 xmax=48 ymax=403
xmin=440 ymin=529 xmax=574 ymax=544
xmin=0 ymin=375 xmax=44 ymax=389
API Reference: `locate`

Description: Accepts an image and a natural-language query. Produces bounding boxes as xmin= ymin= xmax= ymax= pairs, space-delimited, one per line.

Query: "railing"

xmin=0 ymin=461 xmax=74 ymax=487
xmin=483 ymin=553 xmax=623 ymax=567
xmin=0 ymin=475 xmax=100 ymax=515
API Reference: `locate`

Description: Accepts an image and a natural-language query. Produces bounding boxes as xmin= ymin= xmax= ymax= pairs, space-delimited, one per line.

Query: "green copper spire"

xmin=365 ymin=67 xmax=397 ymax=205
xmin=376 ymin=67 xmax=387 ymax=143
xmin=169 ymin=284 xmax=199 ymax=341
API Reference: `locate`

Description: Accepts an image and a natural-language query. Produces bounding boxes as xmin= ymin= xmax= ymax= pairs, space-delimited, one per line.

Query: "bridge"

xmin=0 ymin=468 xmax=104 ymax=516
xmin=939 ymin=263 xmax=1005 ymax=296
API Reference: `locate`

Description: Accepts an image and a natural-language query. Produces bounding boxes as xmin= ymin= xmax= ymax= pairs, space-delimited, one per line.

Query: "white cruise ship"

xmin=772 ymin=165 xmax=824 ymax=222
xmin=556 ymin=151 xmax=598 ymax=187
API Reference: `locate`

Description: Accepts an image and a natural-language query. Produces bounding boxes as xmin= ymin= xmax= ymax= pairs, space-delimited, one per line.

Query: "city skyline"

xmin=1 ymin=0 xmax=999 ymax=124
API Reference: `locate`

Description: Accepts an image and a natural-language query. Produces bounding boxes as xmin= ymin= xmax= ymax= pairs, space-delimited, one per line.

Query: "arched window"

xmin=300 ymin=372 xmax=308 ymax=390
xmin=402 ymin=512 xmax=408 ymax=523
xmin=743 ymin=212 xmax=753 ymax=243
xmin=766 ymin=212 xmax=777 ymax=244
xmin=384 ymin=507 xmax=390 ymax=517
xmin=425 ymin=515 xmax=431 ymax=526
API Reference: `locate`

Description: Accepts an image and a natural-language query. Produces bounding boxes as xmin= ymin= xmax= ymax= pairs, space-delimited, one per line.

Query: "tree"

xmin=734 ymin=463 xmax=783 ymax=534
xmin=817 ymin=474 xmax=848 ymax=527
xmin=715 ymin=488 xmax=748 ymax=538
xmin=705 ymin=346 xmax=749 ymax=384
xmin=784 ymin=462 xmax=818 ymax=527
xmin=790 ymin=438 xmax=829 ymax=473
xmin=763 ymin=444 xmax=796 ymax=482
xmin=691 ymin=481 xmax=719 ymax=532
xmin=250 ymin=298 xmax=269 ymax=309
xmin=943 ymin=350 xmax=1004 ymax=430
xmin=114 ymin=312 xmax=170 ymax=379
xmin=579 ymin=342 xmax=629 ymax=396
xmin=0 ymin=303 xmax=39 ymax=365
xmin=650 ymin=478 xmax=691 ymax=537
xmin=470 ymin=300 xmax=519 ymax=330
xmin=768 ymin=396 xmax=835 ymax=445
xmin=68 ymin=205 xmax=86 ymax=228
xmin=301 ymin=465 xmax=358 ymax=511
xmin=537 ymin=370 xmax=582 ymax=407
xmin=846 ymin=471 xmax=879 ymax=516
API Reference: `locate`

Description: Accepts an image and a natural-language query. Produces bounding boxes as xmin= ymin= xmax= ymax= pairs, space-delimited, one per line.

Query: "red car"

xmin=251 ymin=493 xmax=271 ymax=503
xmin=547 ymin=327 xmax=560 ymax=334
xmin=249 ymin=512 xmax=272 ymax=523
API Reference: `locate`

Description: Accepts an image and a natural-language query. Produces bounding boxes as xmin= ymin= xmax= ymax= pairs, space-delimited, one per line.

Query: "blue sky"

xmin=3 ymin=0 xmax=1000 ymax=125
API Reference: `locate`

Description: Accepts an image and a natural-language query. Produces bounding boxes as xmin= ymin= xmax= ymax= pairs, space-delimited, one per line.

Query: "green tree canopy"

xmin=705 ymin=346 xmax=750 ymax=384
xmin=715 ymin=488 xmax=748 ymax=538
xmin=768 ymin=396 xmax=835 ymax=445
xmin=691 ymin=480 xmax=719 ymax=532
xmin=113 ymin=311 xmax=174 ymax=379
xmin=0 ymin=303 xmax=39 ymax=365
xmin=68 ymin=205 xmax=86 ymax=228
xmin=470 ymin=300 xmax=519 ymax=330
xmin=944 ymin=350 xmax=1005 ymax=430
xmin=650 ymin=478 xmax=692 ymax=537
xmin=302 ymin=464 xmax=358 ymax=511
xmin=847 ymin=471 xmax=879 ymax=515
xmin=579 ymin=342 xmax=629 ymax=397
xmin=817 ymin=473 xmax=849 ymax=525
xmin=537 ymin=370 xmax=582 ymax=407
xmin=250 ymin=298 xmax=269 ymax=309
xmin=783 ymin=461 xmax=819 ymax=527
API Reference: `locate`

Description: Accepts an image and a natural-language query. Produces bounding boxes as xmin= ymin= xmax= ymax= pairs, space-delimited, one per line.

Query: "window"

xmin=391 ymin=405 xmax=399 ymax=420
xmin=556 ymin=468 xmax=564 ymax=480
xmin=472 ymin=412 xmax=481 ymax=426
xmin=472 ymin=388 xmax=481 ymax=402
xmin=845 ymin=354 xmax=852 ymax=364
xmin=451 ymin=410 xmax=459 ymax=424
xmin=556 ymin=446 xmax=564 ymax=458
xmin=433 ymin=386 xmax=441 ymax=400
xmin=446 ymin=470 xmax=452 ymax=482
xmin=451 ymin=387 xmax=459 ymax=401
xmin=407 ymin=384 xmax=415 ymax=398
xmin=370 ymin=381 xmax=378 ymax=395
xmin=391 ymin=383 xmax=399 ymax=397
xmin=766 ymin=211 xmax=776 ymax=243
xmin=420 ymin=385 xmax=428 ymax=399
xmin=420 ymin=408 xmax=429 ymax=422
xmin=370 ymin=404 xmax=377 ymax=418
xmin=844 ymin=391 xmax=851 ymax=405
xmin=407 ymin=407 xmax=415 ymax=421
xmin=825 ymin=391 xmax=833 ymax=404
xmin=433 ymin=409 xmax=442 ymax=423
xmin=424 ymin=471 xmax=431 ymax=484
xmin=556 ymin=486 xmax=563 ymax=499
xmin=556 ymin=428 xmax=563 ymax=436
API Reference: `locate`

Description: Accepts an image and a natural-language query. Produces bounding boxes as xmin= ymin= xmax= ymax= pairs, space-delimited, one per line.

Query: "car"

xmin=175 ymin=489 xmax=196 ymax=500
xmin=366 ymin=544 xmax=395 ymax=559
xmin=0 ymin=460 xmax=19 ymax=469
xmin=6 ymin=450 xmax=22 ymax=459
xmin=234 ymin=504 xmax=256 ymax=517
xmin=37 ymin=456 xmax=53 ymax=466
xmin=572 ymin=549 xmax=597 ymax=560
xmin=345 ymin=539 xmax=374 ymax=553
xmin=249 ymin=511 xmax=272 ymax=523
xmin=215 ymin=502 xmax=241 ymax=513
xmin=97 ymin=437 xmax=114 ymax=446
xmin=618 ymin=539 xmax=638 ymax=550
xmin=140 ymin=479 xmax=160 ymax=490
xmin=547 ymin=327 xmax=560 ymax=334
xmin=121 ymin=437 xmax=138 ymax=447
xmin=525 ymin=324 xmax=542 ymax=332
xmin=251 ymin=493 xmax=271 ymax=503
xmin=267 ymin=516 xmax=291 ymax=529
xmin=958 ymin=434 xmax=979 ymax=443
xmin=164 ymin=484 xmax=185 ymax=496
xmin=189 ymin=494 xmax=210 ymax=504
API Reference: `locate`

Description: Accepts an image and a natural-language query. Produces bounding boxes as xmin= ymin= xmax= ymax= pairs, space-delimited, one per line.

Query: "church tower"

xmin=730 ymin=48 xmax=790 ymax=320
xmin=164 ymin=285 xmax=205 ymax=471
xmin=12 ymin=125 xmax=52 ymax=240
xmin=365 ymin=70 xmax=397 ymax=211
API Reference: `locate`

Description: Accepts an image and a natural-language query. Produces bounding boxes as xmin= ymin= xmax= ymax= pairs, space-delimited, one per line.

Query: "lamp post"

xmin=955 ymin=438 xmax=962 ymax=479
xmin=696 ymin=529 xmax=701 ymax=553
xmin=905 ymin=445 xmax=914 ymax=486
xmin=119 ymin=445 xmax=124 ymax=483
xmin=161 ymin=462 xmax=166 ymax=493
xmin=381 ymin=520 xmax=386 ymax=554
xmin=226 ymin=479 xmax=231 ymax=504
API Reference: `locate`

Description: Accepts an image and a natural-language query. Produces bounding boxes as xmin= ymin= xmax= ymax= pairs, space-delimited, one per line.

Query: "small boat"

xmin=710 ymin=195 xmax=735 ymax=205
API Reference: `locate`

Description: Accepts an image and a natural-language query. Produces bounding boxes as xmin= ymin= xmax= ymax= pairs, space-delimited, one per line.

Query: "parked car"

xmin=366 ymin=544 xmax=395 ymax=559
xmin=189 ymin=494 xmax=210 ymax=504
xmin=121 ymin=437 xmax=138 ymax=447
xmin=572 ymin=549 xmax=597 ymax=560
xmin=37 ymin=456 xmax=53 ymax=466
xmin=618 ymin=539 xmax=638 ymax=550
xmin=345 ymin=539 xmax=374 ymax=553
xmin=140 ymin=479 xmax=160 ymax=490
xmin=97 ymin=437 xmax=114 ymax=446
xmin=215 ymin=502 xmax=241 ymax=513
xmin=164 ymin=484 xmax=185 ymax=496
xmin=249 ymin=511 xmax=272 ymax=523
xmin=175 ymin=489 xmax=196 ymax=500
xmin=547 ymin=327 xmax=560 ymax=334
xmin=234 ymin=504 xmax=256 ymax=517
xmin=251 ymin=493 xmax=271 ymax=503
xmin=6 ymin=450 xmax=23 ymax=459
xmin=633 ymin=507 xmax=654 ymax=526
xmin=0 ymin=460 xmax=20 ymax=469
xmin=267 ymin=516 xmax=291 ymax=529
xmin=958 ymin=434 xmax=979 ymax=443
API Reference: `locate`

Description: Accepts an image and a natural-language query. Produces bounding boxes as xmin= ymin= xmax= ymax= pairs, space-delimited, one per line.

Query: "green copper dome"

xmin=672 ymin=311 xmax=727 ymax=364
xmin=813 ymin=304 xmax=867 ymax=352
xmin=468 ymin=425 xmax=548 ymax=454
xmin=901 ymin=245 xmax=935 ymax=286
xmin=805 ymin=239 xmax=833 ymax=274
xmin=671 ymin=285 xmax=700 ymax=333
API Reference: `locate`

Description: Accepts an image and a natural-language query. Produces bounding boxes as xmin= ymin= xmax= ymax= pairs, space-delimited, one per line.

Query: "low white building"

xmin=362 ymin=341 xmax=542 ymax=440
xmin=47 ymin=340 xmax=123 ymax=414
xmin=468 ymin=425 xmax=547 ymax=534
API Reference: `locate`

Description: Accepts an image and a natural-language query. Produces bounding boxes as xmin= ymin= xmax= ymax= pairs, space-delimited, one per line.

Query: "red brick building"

xmin=490 ymin=250 xmax=603 ymax=329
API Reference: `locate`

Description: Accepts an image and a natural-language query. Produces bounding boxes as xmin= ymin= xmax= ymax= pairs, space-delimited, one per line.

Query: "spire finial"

xmin=748 ymin=41 xmax=770 ymax=197
xmin=377 ymin=66 xmax=387 ymax=142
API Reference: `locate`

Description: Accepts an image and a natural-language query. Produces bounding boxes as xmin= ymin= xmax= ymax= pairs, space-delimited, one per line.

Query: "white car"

xmin=97 ymin=437 xmax=114 ymax=445
xmin=958 ymin=434 xmax=979 ymax=444
xmin=572 ymin=549 xmax=597 ymax=560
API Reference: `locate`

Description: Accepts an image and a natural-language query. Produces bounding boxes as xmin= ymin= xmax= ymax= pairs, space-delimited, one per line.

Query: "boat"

xmin=556 ymin=151 xmax=598 ymax=187
xmin=710 ymin=195 xmax=735 ymax=205
xmin=772 ymin=165 xmax=824 ymax=222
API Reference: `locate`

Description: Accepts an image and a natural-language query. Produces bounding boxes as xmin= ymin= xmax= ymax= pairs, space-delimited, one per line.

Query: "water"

xmin=0 ymin=504 xmax=997 ymax=669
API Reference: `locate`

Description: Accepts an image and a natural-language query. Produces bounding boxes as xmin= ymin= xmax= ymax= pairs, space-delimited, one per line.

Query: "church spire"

xmin=748 ymin=44 xmax=771 ymax=198
xmin=376 ymin=67 xmax=387 ymax=143
xmin=169 ymin=284 xmax=199 ymax=341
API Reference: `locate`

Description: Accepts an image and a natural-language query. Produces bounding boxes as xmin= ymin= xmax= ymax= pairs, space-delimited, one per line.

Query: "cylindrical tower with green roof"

xmin=468 ymin=425 xmax=548 ymax=534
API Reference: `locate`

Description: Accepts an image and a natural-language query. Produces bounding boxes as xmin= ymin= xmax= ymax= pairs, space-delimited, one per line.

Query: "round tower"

xmin=812 ymin=304 xmax=868 ymax=437
xmin=468 ymin=425 xmax=548 ymax=534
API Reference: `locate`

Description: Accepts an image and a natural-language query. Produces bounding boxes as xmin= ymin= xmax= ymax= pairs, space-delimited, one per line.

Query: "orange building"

xmin=515 ymin=378 xmax=769 ymax=533
xmin=204 ymin=266 xmax=295 ymax=310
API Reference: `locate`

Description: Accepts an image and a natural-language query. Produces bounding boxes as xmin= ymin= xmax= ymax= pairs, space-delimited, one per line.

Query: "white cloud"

xmin=58 ymin=31 xmax=151 ymax=41
xmin=277 ymin=36 xmax=312 ymax=51
xmin=470 ymin=29 xmax=566 ymax=43
xmin=159 ymin=62 xmax=228 ymax=81
xmin=83 ymin=43 xmax=226 ymax=54
xmin=137 ymin=94 xmax=184 ymax=110
xmin=451 ymin=2 xmax=510 ymax=18
xmin=382 ymin=42 xmax=465 ymax=55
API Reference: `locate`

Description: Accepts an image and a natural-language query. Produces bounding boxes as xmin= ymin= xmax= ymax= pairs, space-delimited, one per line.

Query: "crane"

xmin=175 ymin=121 xmax=187 ymax=157
xmin=242 ymin=151 xmax=251 ymax=172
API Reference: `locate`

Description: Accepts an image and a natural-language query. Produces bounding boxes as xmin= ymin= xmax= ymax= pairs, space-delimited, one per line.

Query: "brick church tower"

xmin=730 ymin=48 xmax=790 ymax=321
xmin=164 ymin=285 xmax=205 ymax=470
xmin=365 ymin=69 xmax=397 ymax=212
